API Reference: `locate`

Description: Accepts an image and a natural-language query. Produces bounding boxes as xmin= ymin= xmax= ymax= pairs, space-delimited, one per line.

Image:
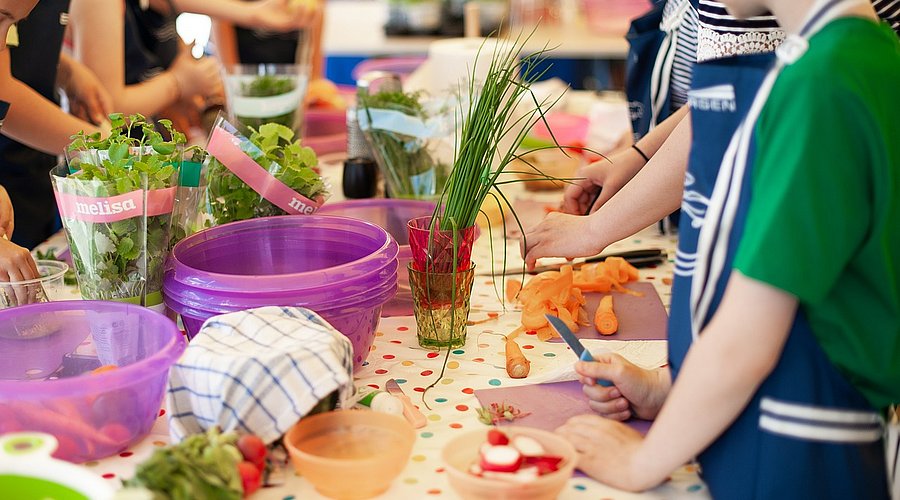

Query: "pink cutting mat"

xmin=474 ymin=380 xmax=652 ymax=435
xmin=547 ymin=282 xmax=668 ymax=342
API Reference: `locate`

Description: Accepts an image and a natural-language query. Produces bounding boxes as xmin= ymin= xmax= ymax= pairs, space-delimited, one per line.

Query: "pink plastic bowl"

xmin=0 ymin=301 xmax=185 ymax=463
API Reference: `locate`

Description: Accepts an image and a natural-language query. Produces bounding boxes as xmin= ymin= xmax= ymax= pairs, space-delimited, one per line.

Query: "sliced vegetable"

xmin=594 ymin=295 xmax=618 ymax=335
xmin=238 ymin=461 xmax=261 ymax=496
xmin=511 ymin=436 xmax=544 ymax=457
xmin=480 ymin=445 xmax=523 ymax=473
xmin=510 ymin=258 xmax=642 ymax=340
xmin=237 ymin=434 xmax=267 ymax=472
xmin=487 ymin=429 xmax=509 ymax=446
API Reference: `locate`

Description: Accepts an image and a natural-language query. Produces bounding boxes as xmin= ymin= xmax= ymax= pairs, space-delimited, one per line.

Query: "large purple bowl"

xmin=167 ymin=215 xmax=399 ymax=292
xmin=0 ymin=301 xmax=185 ymax=463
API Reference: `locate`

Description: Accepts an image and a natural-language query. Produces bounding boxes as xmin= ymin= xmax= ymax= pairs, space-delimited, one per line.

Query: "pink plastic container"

xmin=582 ymin=0 xmax=652 ymax=35
xmin=0 ymin=301 xmax=185 ymax=463
xmin=303 ymin=109 xmax=346 ymax=156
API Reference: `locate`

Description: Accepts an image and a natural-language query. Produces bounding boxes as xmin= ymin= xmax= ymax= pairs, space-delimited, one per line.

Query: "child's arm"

xmin=169 ymin=0 xmax=317 ymax=32
xmin=523 ymin=112 xmax=691 ymax=268
xmin=557 ymin=271 xmax=797 ymax=491
xmin=0 ymin=48 xmax=100 ymax=155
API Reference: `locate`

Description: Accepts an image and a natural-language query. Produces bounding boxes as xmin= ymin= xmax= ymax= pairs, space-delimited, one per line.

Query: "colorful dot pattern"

xmin=59 ymin=185 xmax=696 ymax=498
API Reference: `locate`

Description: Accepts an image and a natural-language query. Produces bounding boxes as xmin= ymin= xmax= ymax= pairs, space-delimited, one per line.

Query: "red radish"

xmin=525 ymin=455 xmax=564 ymax=475
xmin=237 ymin=434 xmax=267 ymax=471
xmin=480 ymin=445 xmax=523 ymax=473
xmin=238 ymin=461 xmax=261 ymax=496
xmin=511 ymin=435 xmax=544 ymax=457
xmin=486 ymin=429 xmax=509 ymax=446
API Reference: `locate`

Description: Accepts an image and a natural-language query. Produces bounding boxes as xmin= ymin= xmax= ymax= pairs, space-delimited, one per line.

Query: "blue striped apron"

xmin=668 ymin=1 xmax=889 ymax=497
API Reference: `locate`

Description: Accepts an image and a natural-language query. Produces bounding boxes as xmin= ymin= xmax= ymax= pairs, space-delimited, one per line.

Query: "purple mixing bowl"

xmin=0 ymin=301 xmax=185 ymax=463
xmin=165 ymin=268 xmax=397 ymax=316
xmin=164 ymin=259 xmax=398 ymax=310
xmin=168 ymin=215 xmax=399 ymax=292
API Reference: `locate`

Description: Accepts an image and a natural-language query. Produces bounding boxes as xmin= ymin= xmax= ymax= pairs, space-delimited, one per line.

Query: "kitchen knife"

xmin=385 ymin=378 xmax=427 ymax=429
xmin=479 ymin=248 xmax=667 ymax=276
xmin=545 ymin=314 xmax=613 ymax=387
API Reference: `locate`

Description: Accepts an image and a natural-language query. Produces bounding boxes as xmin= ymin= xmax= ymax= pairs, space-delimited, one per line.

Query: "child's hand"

xmin=0 ymin=238 xmax=39 ymax=307
xmin=555 ymin=414 xmax=651 ymax=491
xmin=520 ymin=211 xmax=604 ymax=270
xmin=575 ymin=353 xmax=670 ymax=421
xmin=0 ymin=185 xmax=14 ymax=238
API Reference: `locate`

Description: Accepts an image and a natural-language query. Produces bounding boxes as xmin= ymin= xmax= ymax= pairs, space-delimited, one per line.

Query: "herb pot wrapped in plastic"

xmin=203 ymin=117 xmax=328 ymax=227
xmin=52 ymin=114 xmax=182 ymax=310
xmin=358 ymin=90 xmax=454 ymax=201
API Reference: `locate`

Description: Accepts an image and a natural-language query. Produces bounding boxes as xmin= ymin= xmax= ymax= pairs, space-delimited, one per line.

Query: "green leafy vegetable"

xmin=358 ymin=90 xmax=450 ymax=200
xmin=236 ymin=75 xmax=298 ymax=130
xmin=204 ymin=122 xmax=327 ymax=226
xmin=56 ymin=114 xmax=184 ymax=304
xmin=121 ymin=428 xmax=244 ymax=500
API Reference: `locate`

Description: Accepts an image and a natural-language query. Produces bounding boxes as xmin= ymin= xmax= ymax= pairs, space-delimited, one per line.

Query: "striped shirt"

xmin=665 ymin=0 xmax=700 ymax=109
xmin=696 ymin=0 xmax=899 ymax=62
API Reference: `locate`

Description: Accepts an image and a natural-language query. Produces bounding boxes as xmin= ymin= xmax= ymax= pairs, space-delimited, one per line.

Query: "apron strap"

xmin=690 ymin=0 xmax=869 ymax=337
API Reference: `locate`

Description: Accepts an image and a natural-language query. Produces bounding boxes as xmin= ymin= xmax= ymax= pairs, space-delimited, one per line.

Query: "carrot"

xmin=594 ymin=295 xmax=618 ymax=335
xmin=9 ymin=401 xmax=119 ymax=449
xmin=90 ymin=364 xmax=118 ymax=375
xmin=505 ymin=337 xmax=530 ymax=379
xmin=506 ymin=279 xmax=522 ymax=303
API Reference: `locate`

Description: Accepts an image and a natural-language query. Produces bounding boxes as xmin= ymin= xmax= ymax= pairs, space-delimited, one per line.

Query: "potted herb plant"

xmin=203 ymin=118 xmax=328 ymax=227
xmin=358 ymin=89 xmax=453 ymax=200
xmin=224 ymin=64 xmax=308 ymax=134
xmin=409 ymin=34 xmax=563 ymax=347
xmin=52 ymin=114 xmax=183 ymax=310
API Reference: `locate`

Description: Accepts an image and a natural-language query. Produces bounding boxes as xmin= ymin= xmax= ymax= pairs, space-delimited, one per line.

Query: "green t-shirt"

xmin=734 ymin=18 xmax=900 ymax=410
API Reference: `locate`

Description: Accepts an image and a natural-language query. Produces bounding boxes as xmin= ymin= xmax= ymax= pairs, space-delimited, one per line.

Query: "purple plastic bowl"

xmin=169 ymin=283 xmax=397 ymax=371
xmin=0 ymin=301 xmax=185 ymax=463
xmin=168 ymin=215 xmax=399 ymax=292
xmin=164 ymin=267 xmax=397 ymax=316
xmin=163 ymin=258 xmax=398 ymax=310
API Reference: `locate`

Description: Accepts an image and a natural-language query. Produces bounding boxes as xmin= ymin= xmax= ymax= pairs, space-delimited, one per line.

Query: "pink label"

xmin=55 ymin=187 xmax=176 ymax=223
xmin=207 ymin=127 xmax=320 ymax=215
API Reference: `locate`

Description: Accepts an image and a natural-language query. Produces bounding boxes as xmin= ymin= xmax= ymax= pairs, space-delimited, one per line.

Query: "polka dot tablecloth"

xmin=43 ymin=226 xmax=707 ymax=499
xmin=33 ymin=173 xmax=709 ymax=498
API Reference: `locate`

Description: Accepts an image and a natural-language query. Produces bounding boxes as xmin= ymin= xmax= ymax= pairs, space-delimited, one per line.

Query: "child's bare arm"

xmin=557 ymin=271 xmax=797 ymax=491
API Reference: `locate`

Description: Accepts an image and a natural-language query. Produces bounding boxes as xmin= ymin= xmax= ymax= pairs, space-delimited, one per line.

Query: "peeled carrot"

xmin=505 ymin=337 xmax=530 ymax=379
xmin=90 ymin=364 xmax=118 ymax=375
xmin=506 ymin=279 xmax=522 ymax=303
xmin=594 ymin=295 xmax=618 ymax=335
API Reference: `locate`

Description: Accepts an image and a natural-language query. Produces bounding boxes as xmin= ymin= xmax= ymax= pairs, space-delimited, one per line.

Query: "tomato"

xmin=237 ymin=461 xmax=262 ymax=496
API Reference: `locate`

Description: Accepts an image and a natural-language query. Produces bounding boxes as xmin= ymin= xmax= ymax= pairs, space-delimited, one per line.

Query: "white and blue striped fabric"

xmin=166 ymin=306 xmax=354 ymax=444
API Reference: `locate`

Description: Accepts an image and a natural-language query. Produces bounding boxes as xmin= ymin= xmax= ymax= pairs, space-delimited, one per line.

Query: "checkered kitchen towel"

xmin=166 ymin=306 xmax=354 ymax=444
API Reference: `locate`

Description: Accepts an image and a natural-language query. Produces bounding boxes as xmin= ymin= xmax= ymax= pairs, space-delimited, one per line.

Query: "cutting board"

xmin=548 ymin=282 xmax=668 ymax=342
xmin=474 ymin=380 xmax=652 ymax=435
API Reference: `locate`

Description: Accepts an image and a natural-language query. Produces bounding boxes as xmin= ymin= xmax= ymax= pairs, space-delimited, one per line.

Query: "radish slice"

xmin=524 ymin=455 xmax=564 ymax=475
xmin=480 ymin=445 xmax=523 ymax=473
xmin=487 ymin=428 xmax=510 ymax=446
xmin=512 ymin=436 xmax=545 ymax=457
xmin=482 ymin=466 xmax=540 ymax=483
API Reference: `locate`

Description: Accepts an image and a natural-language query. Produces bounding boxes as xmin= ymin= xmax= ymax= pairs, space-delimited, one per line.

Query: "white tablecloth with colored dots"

xmin=35 ymin=161 xmax=709 ymax=499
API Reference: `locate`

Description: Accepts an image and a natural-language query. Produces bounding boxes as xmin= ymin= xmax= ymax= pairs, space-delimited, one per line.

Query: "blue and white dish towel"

xmin=166 ymin=306 xmax=354 ymax=444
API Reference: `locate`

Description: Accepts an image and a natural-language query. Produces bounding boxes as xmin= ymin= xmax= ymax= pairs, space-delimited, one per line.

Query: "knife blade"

xmin=545 ymin=314 xmax=612 ymax=387
xmin=478 ymin=248 xmax=667 ymax=276
xmin=385 ymin=378 xmax=427 ymax=429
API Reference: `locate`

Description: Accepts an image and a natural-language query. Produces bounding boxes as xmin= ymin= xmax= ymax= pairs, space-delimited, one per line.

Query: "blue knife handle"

xmin=578 ymin=349 xmax=613 ymax=387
